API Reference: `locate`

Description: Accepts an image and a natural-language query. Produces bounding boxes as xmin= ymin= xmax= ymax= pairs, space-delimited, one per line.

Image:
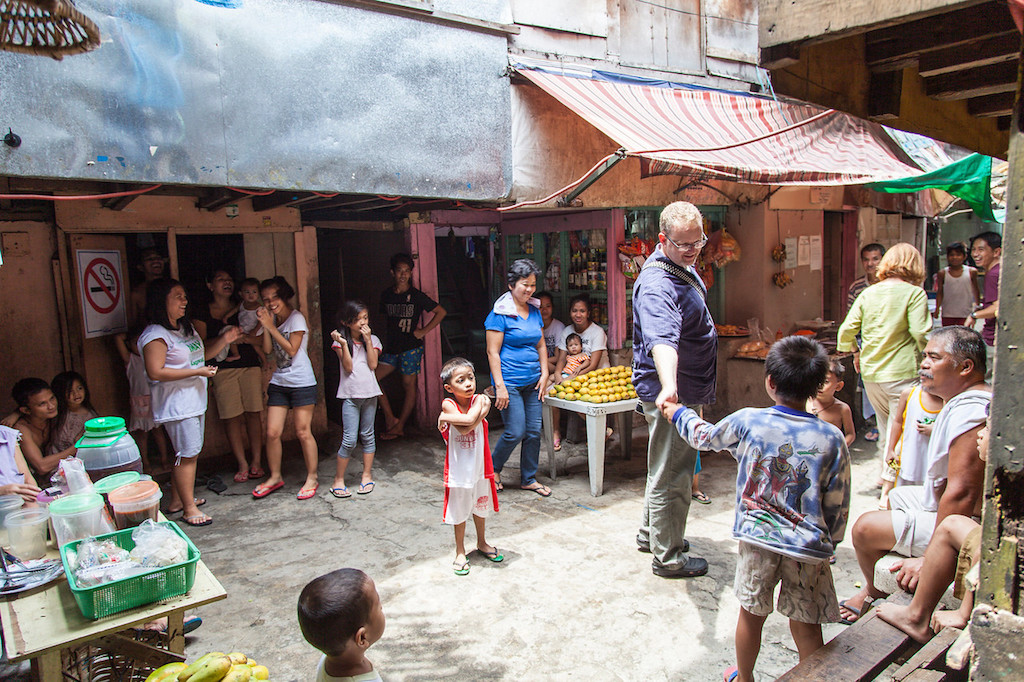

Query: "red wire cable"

xmin=225 ymin=187 xmax=276 ymax=196
xmin=0 ymin=184 xmax=163 ymax=201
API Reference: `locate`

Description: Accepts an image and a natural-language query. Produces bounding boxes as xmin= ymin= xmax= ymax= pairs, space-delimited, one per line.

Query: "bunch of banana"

xmin=145 ymin=652 xmax=270 ymax=682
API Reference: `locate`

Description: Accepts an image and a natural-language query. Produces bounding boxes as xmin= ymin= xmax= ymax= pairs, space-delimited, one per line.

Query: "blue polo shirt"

xmin=632 ymin=246 xmax=717 ymax=404
xmin=485 ymin=306 xmax=543 ymax=388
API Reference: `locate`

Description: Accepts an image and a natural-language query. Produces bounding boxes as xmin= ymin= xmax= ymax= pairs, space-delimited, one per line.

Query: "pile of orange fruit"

xmin=548 ymin=365 xmax=636 ymax=403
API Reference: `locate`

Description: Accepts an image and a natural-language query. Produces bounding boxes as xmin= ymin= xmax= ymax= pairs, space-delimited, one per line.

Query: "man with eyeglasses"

xmin=632 ymin=201 xmax=717 ymax=578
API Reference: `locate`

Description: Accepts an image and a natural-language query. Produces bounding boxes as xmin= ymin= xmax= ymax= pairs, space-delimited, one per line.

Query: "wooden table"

xmin=1 ymin=528 xmax=227 ymax=681
xmin=542 ymin=395 xmax=635 ymax=496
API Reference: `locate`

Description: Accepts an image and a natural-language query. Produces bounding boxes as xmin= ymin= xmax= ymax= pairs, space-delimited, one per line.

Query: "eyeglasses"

xmin=663 ymin=232 xmax=708 ymax=252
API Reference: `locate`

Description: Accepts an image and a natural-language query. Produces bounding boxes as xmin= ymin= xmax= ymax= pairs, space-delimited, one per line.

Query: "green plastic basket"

xmin=58 ymin=522 xmax=200 ymax=620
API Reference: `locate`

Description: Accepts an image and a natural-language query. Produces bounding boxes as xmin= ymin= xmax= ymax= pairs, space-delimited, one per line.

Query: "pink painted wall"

xmin=408 ymin=222 xmax=443 ymax=427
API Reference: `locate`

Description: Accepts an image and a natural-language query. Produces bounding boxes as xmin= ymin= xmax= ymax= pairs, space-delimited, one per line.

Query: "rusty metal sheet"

xmin=0 ymin=0 xmax=512 ymax=200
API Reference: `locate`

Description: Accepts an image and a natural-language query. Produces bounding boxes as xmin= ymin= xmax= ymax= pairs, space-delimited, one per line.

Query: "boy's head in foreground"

xmin=298 ymin=568 xmax=385 ymax=662
xmin=441 ymin=357 xmax=476 ymax=402
xmin=764 ymin=336 xmax=830 ymax=406
xmin=815 ymin=359 xmax=846 ymax=401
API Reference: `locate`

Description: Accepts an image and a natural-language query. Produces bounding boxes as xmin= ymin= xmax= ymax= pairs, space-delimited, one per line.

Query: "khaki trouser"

xmin=864 ymin=377 xmax=917 ymax=482
xmin=638 ymin=401 xmax=700 ymax=569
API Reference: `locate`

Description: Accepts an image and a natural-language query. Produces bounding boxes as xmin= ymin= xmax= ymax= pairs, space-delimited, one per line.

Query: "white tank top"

xmin=941 ymin=267 xmax=974 ymax=318
xmin=896 ymin=385 xmax=942 ymax=485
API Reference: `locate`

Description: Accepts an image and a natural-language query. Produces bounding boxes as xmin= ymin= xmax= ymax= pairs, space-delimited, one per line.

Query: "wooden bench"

xmin=777 ymin=593 xmax=966 ymax=681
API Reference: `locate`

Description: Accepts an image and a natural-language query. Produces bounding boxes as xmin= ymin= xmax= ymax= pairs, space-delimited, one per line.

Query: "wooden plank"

xmin=902 ymin=670 xmax=947 ymax=682
xmin=917 ymin=32 xmax=1020 ymax=77
xmin=865 ymin=1 xmax=1014 ymax=67
xmin=924 ymin=61 xmax=1018 ymax=101
xmin=968 ymin=92 xmax=1016 ymax=118
xmin=891 ymin=627 xmax=962 ymax=681
xmin=92 ymin=633 xmax=186 ymax=667
xmin=777 ymin=592 xmax=916 ymax=682
xmin=759 ymin=0 xmax=985 ymax=49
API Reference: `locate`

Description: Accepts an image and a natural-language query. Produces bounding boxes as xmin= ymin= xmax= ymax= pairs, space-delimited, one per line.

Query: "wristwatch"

xmin=969 ymin=312 xmax=977 ymax=320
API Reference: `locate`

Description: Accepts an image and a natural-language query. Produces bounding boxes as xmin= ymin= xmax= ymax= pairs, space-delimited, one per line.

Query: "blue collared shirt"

xmin=631 ymin=245 xmax=717 ymax=404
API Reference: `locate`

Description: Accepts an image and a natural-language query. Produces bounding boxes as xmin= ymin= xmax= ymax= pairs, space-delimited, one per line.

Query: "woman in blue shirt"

xmin=485 ymin=259 xmax=550 ymax=496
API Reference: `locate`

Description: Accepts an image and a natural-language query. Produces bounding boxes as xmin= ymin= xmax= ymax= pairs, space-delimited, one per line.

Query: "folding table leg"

xmin=543 ymin=403 xmax=557 ymax=480
xmin=585 ymin=413 xmax=607 ymax=496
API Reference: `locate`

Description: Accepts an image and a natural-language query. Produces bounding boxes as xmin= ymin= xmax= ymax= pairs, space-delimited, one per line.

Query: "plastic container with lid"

xmin=74 ymin=417 xmax=142 ymax=475
xmin=0 ymin=494 xmax=25 ymax=525
xmin=48 ymin=493 xmax=116 ymax=548
xmin=93 ymin=470 xmax=142 ymax=517
xmin=5 ymin=508 xmax=50 ymax=560
xmin=107 ymin=480 xmax=162 ymax=530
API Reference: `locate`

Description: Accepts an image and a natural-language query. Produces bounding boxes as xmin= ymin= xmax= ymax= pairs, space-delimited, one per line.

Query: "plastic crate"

xmin=59 ymin=521 xmax=201 ymax=620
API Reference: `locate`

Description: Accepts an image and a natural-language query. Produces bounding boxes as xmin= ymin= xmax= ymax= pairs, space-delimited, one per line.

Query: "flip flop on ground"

xmin=839 ymin=596 xmax=876 ymax=625
xmin=249 ymin=466 xmax=266 ymax=479
xmin=495 ymin=474 xmax=503 ymax=492
xmin=521 ymin=482 xmax=551 ymax=497
xmin=253 ymin=481 xmax=285 ymax=498
xmin=182 ymin=513 xmax=212 ymax=527
xmin=478 ymin=547 xmax=504 ymax=562
xmin=692 ymin=491 xmax=711 ymax=504
xmin=357 ymin=481 xmax=375 ymax=495
xmin=723 ymin=665 xmax=739 ymax=682
xmin=233 ymin=470 xmax=250 ymax=483
xmin=331 ymin=486 xmax=351 ymax=498
xmin=553 ymin=436 xmax=562 ymax=452
xmin=453 ymin=557 xmax=470 ymax=576
xmin=297 ymin=484 xmax=319 ymax=500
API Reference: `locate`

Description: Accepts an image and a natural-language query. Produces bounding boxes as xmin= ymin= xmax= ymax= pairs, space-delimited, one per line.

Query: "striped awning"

xmin=517 ymin=66 xmax=923 ymax=186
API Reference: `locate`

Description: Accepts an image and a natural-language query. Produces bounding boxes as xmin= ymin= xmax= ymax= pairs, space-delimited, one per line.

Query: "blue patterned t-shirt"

xmin=672 ymin=404 xmax=851 ymax=563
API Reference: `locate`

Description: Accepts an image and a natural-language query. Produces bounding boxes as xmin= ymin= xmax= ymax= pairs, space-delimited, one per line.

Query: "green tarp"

xmin=867 ymin=153 xmax=996 ymax=222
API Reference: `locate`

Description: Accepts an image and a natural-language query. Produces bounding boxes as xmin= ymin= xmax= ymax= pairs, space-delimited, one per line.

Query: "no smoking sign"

xmin=76 ymin=250 xmax=127 ymax=338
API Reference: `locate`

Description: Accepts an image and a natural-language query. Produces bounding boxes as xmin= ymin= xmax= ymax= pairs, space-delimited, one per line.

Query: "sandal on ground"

xmin=865 ymin=427 xmax=880 ymax=442
xmin=297 ymin=484 xmax=319 ymax=500
xmin=233 ymin=471 xmax=250 ymax=483
xmin=723 ymin=665 xmax=739 ymax=682
xmin=331 ymin=486 xmax=351 ymax=498
xmin=357 ymin=481 xmax=375 ymax=495
xmin=182 ymin=513 xmax=212 ymax=527
xmin=692 ymin=491 xmax=711 ymax=504
xmin=249 ymin=466 xmax=266 ymax=479
xmin=553 ymin=436 xmax=562 ymax=452
xmin=478 ymin=547 xmax=504 ymax=562
xmin=453 ymin=557 xmax=470 ymax=576
xmin=839 ymin=596 xmax=876 ymax=625
xmin=252 ymin=481 xmax=284 ymax=498
xmin=521 ymin=482 xmax=551 ymax=497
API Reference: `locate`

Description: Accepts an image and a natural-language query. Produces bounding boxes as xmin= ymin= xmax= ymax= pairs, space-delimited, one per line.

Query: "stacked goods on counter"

xmin=548 ymin=366 xmax=636 ymax=403
xmin=146 ymin=652 xmax=271 ymax=682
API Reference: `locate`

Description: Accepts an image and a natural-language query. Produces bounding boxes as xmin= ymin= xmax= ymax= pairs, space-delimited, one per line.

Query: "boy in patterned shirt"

xmin=661 ymin=336 xmax=851 ymax=682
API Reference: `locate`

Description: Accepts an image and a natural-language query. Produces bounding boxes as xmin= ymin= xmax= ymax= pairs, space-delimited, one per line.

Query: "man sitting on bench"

xmin=839 ymin=327 xmax=989 ymax=624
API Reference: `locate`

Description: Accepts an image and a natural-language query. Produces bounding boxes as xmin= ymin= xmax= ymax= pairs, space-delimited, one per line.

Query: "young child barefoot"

xmin=438 ymin=358 xmax=501 ymax=575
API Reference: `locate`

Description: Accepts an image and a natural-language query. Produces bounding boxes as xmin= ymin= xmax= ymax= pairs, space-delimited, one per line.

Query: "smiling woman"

xmin=140 ymin=278 xmax=240 ymax=526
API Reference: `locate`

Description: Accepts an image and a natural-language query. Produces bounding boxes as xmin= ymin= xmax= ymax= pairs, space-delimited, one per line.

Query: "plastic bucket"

xmin=5 ymin=508 xmax=50 ymax=560
xmin=107 ymin=480 xmax=162 ymax=530
xmin=0 ymin=494 xmax=24 ymax=526
xmin=48 ymin=493 xmax=116 ymax=548
xmin=75 ymin=417 xmax=142 ymax=472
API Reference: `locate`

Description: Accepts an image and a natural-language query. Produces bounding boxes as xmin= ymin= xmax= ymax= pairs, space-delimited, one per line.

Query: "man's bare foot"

xmin=877 ymin=603 xmax=932 ymax=643
xmin=931 ymin=609 xmax=969 ymax=634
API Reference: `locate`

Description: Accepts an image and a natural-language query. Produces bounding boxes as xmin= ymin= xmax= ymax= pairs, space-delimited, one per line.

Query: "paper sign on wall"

xmin=76 ymin=249 xmax=127 ymax=338
xmin=809 ymin=236 xmax=823 ymax=271
xmin=785 ymin=237 xmax=798 ymax=269
xmin=798 ymin=236 xmax=810 ymax=267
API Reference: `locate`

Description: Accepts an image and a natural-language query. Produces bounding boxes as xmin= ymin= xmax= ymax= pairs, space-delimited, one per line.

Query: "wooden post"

xmin=295 ymin=226 xmax=328 ymax=436
xmin=409 ymin=220 xmax=442 ymax=429
xmin=606 ymin=209 xmax=627 ymax=348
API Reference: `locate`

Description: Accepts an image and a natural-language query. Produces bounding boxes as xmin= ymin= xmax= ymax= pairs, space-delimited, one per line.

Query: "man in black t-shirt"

xmin=376 ymin=253 xmax=446 ymax=439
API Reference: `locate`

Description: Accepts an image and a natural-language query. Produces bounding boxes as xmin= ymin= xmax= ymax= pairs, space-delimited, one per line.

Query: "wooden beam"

xmin=917 ymin=32 xmax=1020 ymax=77
xmin=869 ymin=70 xmax=903 ymax=120
xmin=891 ymin=627 xmax=962 ymax=681
xmin=250 ymin=191 xmax=311 ymax=212
xmin=196 ymin=188 xmax=241 ymax=211
xmin=865 ymin=1 xmax=1015 ymax=69
xmin=969 ymin=92 xmax=1016 ymax=118
xmin=924 ymin=61 xmax=1018 ymax=101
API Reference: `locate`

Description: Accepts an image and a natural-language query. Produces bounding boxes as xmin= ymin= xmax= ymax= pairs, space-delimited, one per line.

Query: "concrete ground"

xmin=2 ymin=419 xmax=888 ymax=681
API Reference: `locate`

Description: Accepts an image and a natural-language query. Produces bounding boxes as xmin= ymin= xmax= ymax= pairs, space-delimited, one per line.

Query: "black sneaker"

xmin=636 ymin=536 xmax=689 ymax=554
xmin=652 ymin=556 xmax=708 ymax=578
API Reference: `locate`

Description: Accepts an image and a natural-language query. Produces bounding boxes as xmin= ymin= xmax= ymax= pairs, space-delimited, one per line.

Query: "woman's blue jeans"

xmin=491 ymin=384 xmax=542 ymax=486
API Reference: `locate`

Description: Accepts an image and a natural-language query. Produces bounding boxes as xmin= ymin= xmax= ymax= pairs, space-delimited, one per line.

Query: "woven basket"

xmin=0 ymin=0 xmax=100 ymax=60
